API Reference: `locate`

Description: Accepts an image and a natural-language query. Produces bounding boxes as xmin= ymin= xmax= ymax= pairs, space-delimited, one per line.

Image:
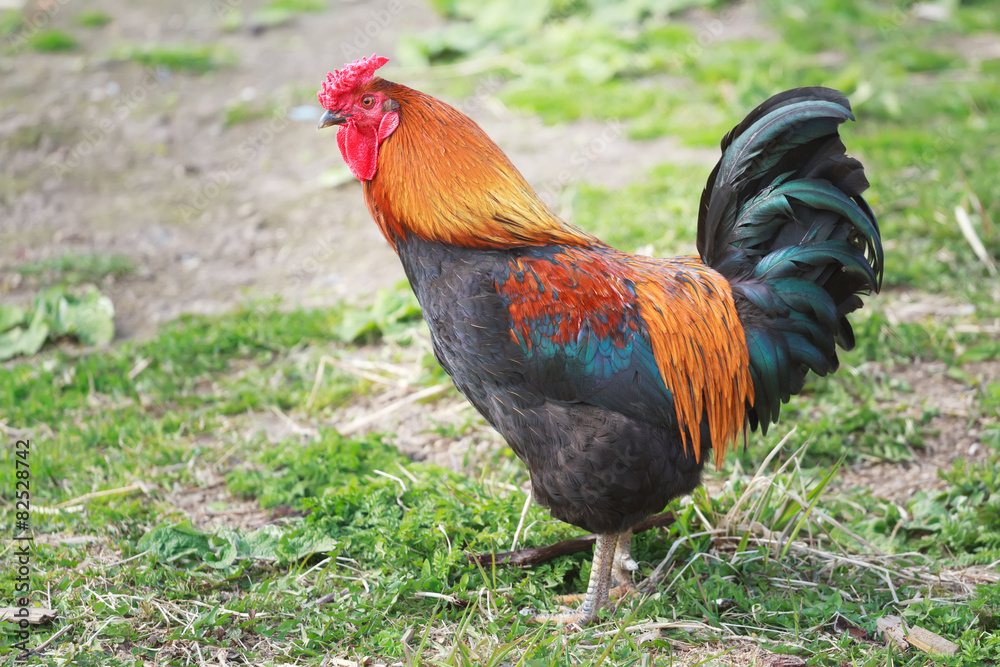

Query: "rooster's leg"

xmin=553 ymin=530 xmax=639 ymax=605
xmin=611 ymin=530 xmax=638 ymax=593
xmin=528 ymin=532 xmax=618 ymax=627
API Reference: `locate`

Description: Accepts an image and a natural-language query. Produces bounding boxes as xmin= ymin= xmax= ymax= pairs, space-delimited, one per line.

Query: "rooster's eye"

xmin=361 ymin=95 xmax=375 ymax=108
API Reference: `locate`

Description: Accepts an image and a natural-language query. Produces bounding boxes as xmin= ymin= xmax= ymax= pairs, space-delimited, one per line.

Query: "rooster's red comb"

xmin=318 ymin=54 xmax=389 ymax=110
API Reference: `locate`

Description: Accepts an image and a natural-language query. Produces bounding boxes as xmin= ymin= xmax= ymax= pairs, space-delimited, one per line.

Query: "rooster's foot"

xmin=522 ymin=531 xmax=630 ymax=627
xmin=521 ymin=607 xmax=597 ymax=629
xmin=553 ymin=582 xmax=635 ymax=607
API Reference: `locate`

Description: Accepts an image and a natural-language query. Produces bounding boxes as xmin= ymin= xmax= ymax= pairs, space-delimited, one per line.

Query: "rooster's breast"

xmin=395 ymin=237 xmax=705 ymax=534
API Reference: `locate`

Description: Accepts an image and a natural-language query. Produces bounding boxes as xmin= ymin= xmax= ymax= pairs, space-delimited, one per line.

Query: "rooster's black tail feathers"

xmin=698 ymin=87 xmax=883 ymax=433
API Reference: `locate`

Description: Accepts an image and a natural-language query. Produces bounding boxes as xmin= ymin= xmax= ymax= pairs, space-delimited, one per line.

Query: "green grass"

xmin=0 ymin=295 xmax=996 ymax=664
xmin=247 ymin=0 xmax=328 ymax=29
xmin=0 ymin=8 xmax=22 ymax=36
xmin=262 ymin=0 xmax=326 ymax=12
xmin=27 ymin=30 xmax=78 ymax=52
xmin=0 ymin=296 xmax=418 ymax=502
xmin=407 ymin=0 xmax=1000 ymax=321
xmin=223 ymin=98 xmax=286 ymax=128
xmin=118 ymin=44 xmax=234 ymax=74
xmin=76 ymin=11 xmax=113 ymax=28
xmin=0 ymin=286 xmax=115 ymax=360
xmin=14 ymin=252 xmax=135 ymax=286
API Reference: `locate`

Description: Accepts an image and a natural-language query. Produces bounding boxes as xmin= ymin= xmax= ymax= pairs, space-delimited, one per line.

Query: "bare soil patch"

xmin=1 ymin=0 xmax=716 ymax=340
xmin=836 ymin=360 xmax=1000 ymax=502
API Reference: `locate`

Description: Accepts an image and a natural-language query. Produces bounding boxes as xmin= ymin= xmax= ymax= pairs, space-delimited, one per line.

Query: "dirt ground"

xmin=2 ymin=0 xmax=998 ymax=514
xmin=1 ymin=0 xmax=718 ymax=338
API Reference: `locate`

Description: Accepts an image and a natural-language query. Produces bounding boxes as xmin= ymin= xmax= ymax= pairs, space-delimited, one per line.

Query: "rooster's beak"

xmin=318 ymin=110 xmax=350 ymax=129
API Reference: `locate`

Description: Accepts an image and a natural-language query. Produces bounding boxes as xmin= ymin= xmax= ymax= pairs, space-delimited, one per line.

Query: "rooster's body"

xmin=318 ymin=56 xmax=882 ymax=625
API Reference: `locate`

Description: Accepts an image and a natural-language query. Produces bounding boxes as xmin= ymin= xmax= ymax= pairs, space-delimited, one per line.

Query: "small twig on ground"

xmin=106 ymin=549 xmax=150 ymax=569
xmin=53 ymin=483 xmax=147 ymax=510
xmin=401 ymin=626 xmax=415 ymax=666
xmin=82 ymin=617 xmax=115 ymax=648
xmin=308 ymin=355 xmax=417 ymax=410
xmin=592 ymin=620 xmax=725 ymax=638
xmin=269 ymin=405 xmax=319 ymax=438
xmin=373 ymin=470 xmax=409 ymax=511
xmin=468 ymin=511 xmax=676 ymax=567
xmin=306 ymin=355 xmax=332 ymax=410
xmin=413 ymin=591 xmax=468 ymax=607
xmin=31 ymin=624 xmax=72 ymax=653
xmin=955 ymin=204 xmax=998 ymax=276
xmin=337 ymin=383 xmax=450 ymax=436
xmin=396 ymin=462 xmax=419 ymax=485
xmin=315 ymin=590 xmax=348 ymax=605
xmin=128 ymin=355 xmax=151 ymax=380
xmin=962 ymin=173 xmax=996 ymax=239
xmin=438 ymin=524 xmax=452 ymax=557
xmin=0 ymin=421 xmax=31 ymax=437
xmin=509 ymin=491 xmax=533 ymax=553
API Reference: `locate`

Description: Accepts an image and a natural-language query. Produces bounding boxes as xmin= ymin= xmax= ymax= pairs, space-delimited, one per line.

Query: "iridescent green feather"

xmin=698 ymin=87 xmax=883 ymax=433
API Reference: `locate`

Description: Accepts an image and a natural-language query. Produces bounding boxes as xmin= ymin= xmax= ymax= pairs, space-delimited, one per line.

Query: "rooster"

xmin=317 ymin=55 xmax=882 ymax=626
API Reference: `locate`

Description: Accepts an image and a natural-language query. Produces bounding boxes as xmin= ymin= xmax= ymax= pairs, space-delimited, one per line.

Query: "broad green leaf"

xmin=0 ymin=304 xmax=50 ymax=360
xmin=0 ymin=303 xmax=25 ymax=332
xmin=54 ymin=289 xmax=115 ymax=346
xmin=138 ymin=520 xmax=215 ymax=562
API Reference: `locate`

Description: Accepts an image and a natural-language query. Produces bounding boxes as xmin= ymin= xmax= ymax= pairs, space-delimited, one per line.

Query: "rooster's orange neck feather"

xmin=363 ymin=80 xmax=594 ymax=251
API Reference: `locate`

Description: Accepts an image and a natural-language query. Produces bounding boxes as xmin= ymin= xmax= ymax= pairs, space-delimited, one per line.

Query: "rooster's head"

xmin=318 ymin=54 xmax=399 ymax=181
